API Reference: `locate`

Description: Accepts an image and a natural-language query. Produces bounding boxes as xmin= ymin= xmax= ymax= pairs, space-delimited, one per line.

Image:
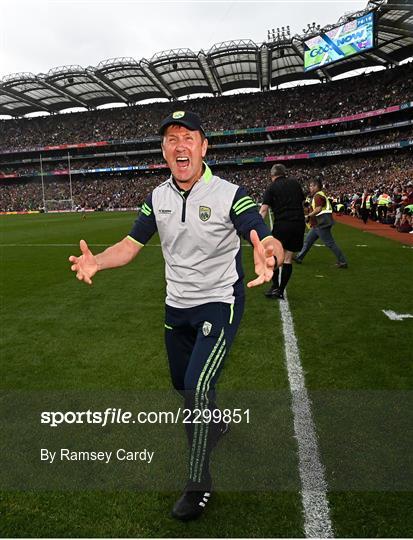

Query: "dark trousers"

xmin=360 ymin=207 xmax=370 ymax=224
xmin=377 ymin=205 xmax=388 ymax=222
xmin=296 ymin=226 xmax=347 ymax=264
xmin=164 ymin=299 xmax=244 ymax=487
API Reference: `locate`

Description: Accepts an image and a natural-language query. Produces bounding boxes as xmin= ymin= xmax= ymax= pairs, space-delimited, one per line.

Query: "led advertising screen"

xmin=304 ymin=12 xmax=375 ymax=72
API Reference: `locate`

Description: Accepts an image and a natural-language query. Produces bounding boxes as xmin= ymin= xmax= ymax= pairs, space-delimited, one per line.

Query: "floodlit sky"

xmin=0 ymin=0 xmax=370 ymax=77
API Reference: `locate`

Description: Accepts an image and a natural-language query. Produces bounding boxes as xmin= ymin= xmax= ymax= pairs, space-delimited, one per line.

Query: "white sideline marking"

xmin=278 ymin=295 xmax=334 ymax=538
xmin=382 ymin=309 xmax=413 ymax=321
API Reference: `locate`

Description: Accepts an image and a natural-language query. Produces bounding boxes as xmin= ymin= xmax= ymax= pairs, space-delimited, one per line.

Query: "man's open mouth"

xmin=176 ymin=156 xmax=190 ymax=169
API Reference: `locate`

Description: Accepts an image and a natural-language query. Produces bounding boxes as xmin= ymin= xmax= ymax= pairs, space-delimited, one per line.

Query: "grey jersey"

xmin=128 ymin=164 xmax=271 ymax=308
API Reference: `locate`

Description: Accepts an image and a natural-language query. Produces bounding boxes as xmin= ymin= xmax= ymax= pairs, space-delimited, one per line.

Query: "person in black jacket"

xmin=259 ymin=164 xmax=305 ymax=299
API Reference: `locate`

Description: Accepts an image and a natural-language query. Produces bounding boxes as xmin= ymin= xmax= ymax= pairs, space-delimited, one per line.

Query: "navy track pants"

xmin=164 ymin=299 xmax=244 ymax=487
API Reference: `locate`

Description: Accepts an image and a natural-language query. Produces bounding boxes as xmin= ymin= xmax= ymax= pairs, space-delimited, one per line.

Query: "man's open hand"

xmin=247 ymin=230 xmax=279 ymax=288
xmin=68 ymin=239 xmax=98 ymax=285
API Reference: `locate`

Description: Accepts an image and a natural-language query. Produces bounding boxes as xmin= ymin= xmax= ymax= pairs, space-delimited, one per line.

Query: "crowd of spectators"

xmin=0 ymin=64 xmax=411 ymax=151
xmin=338 ymin=189 xmax=413 ymax=233
xmin=1 ymin=64 xmax=412 ymax=233
xmin=0 ymin=173 xmax=160 ymax=213
xmin=1 ymin=126 xmax=411 ymax=177
xmin=2 ymin=151 xmax=412 ymax=232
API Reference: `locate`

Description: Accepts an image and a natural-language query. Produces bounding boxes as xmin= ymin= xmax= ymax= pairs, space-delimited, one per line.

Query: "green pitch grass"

xmin=0 ymin=212 xmax=412 ymax=537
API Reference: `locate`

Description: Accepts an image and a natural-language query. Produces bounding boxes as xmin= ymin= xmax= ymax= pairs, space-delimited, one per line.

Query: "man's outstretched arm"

xmin=69 ymin=193 xmax=157 ymax=285
xmin=247 ymin=231 xmax=283 ymax=288
xmin=69 ymin=237 xmax=142 ymax=285
xmin=229 ymin=187 xmax=284 ymax=287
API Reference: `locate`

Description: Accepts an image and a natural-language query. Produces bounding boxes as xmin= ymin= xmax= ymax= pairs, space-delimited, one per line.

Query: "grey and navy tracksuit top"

xmin=128 ymin=164 xmax=271 ymax=308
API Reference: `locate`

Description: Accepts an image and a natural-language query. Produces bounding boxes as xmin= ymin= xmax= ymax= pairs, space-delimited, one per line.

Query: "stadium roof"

xmin=1 ymin=0 xmax=412 ymax=117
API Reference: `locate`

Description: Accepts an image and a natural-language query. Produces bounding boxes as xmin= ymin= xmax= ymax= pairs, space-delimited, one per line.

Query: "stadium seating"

xmin=1 ymin=63 xmax=412 ymax=231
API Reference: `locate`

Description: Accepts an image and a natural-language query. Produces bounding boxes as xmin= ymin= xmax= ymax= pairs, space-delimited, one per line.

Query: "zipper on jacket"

xmin=171 ymin=182 xmax=191 ymax=223
xmin=181 ymin=195 xmax=187 ymax=222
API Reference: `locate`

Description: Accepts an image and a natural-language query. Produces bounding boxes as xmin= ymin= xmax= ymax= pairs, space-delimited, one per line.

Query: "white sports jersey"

xmin=128 ymin=164 xmax=270 ymax=308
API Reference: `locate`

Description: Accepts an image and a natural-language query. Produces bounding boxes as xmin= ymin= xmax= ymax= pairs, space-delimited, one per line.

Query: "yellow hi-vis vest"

xmin=378 ymin=194 xmax=391 ymax=206
xmin=362 ymin=194 xmax=371 ymax=209
xmin=312 ymin=191 xmax=332 ymax=215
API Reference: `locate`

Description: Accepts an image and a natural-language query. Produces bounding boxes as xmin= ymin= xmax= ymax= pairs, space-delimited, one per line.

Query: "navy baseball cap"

xmin=159 ymin=110 xmax=206 ymax=136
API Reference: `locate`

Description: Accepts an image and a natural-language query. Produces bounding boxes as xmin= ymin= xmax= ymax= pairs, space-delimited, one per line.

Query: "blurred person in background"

xmin=259 ymin=164 xmax=305 ymax=300
xmin=294 ymin=178 xmax=348 ymax=268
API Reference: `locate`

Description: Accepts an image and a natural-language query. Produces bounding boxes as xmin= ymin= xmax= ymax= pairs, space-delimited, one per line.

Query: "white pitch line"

xmin=278 ymin=295 xmax=334 ymax=538
xmin=382 ymin=309 xmax=413 ymax=321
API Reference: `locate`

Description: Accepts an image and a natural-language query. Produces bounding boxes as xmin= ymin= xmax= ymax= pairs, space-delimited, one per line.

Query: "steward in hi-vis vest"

xmin=294 ymin=178 xmax=348 ymax=269
xmin=361 ymin=194 xmax=371 ymax=209
xmin=377 ymin=192 xmax=392 ymax=223
xmin=311 ymin=189 xmax=332 ymax=216
xmin=360 ymin=190 xmax=372 ymax=224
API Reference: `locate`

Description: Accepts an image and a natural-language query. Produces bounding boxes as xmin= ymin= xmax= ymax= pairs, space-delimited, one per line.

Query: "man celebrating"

xmin=259 ymin=164 xmax=305 ymax=299
xmin=69 ymin=111 xmax=283 ymax=521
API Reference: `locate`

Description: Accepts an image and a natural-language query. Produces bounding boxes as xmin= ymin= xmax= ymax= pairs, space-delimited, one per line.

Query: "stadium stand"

xmin=1 ymin=0 xmax=412 ymax=233
xmin=0 ymin=64 xmax=412 ymax=150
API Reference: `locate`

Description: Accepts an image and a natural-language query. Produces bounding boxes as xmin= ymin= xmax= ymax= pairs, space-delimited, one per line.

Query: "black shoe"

xmin=265 ymin=286 xmax=280 ymax=298
xmin=292 ymin=256 xmax=302 ymax=264
xmin=172 ymin=487 xmax=212 ymax=521
xmin=265 ymin=287 xmax=284 ymax=300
